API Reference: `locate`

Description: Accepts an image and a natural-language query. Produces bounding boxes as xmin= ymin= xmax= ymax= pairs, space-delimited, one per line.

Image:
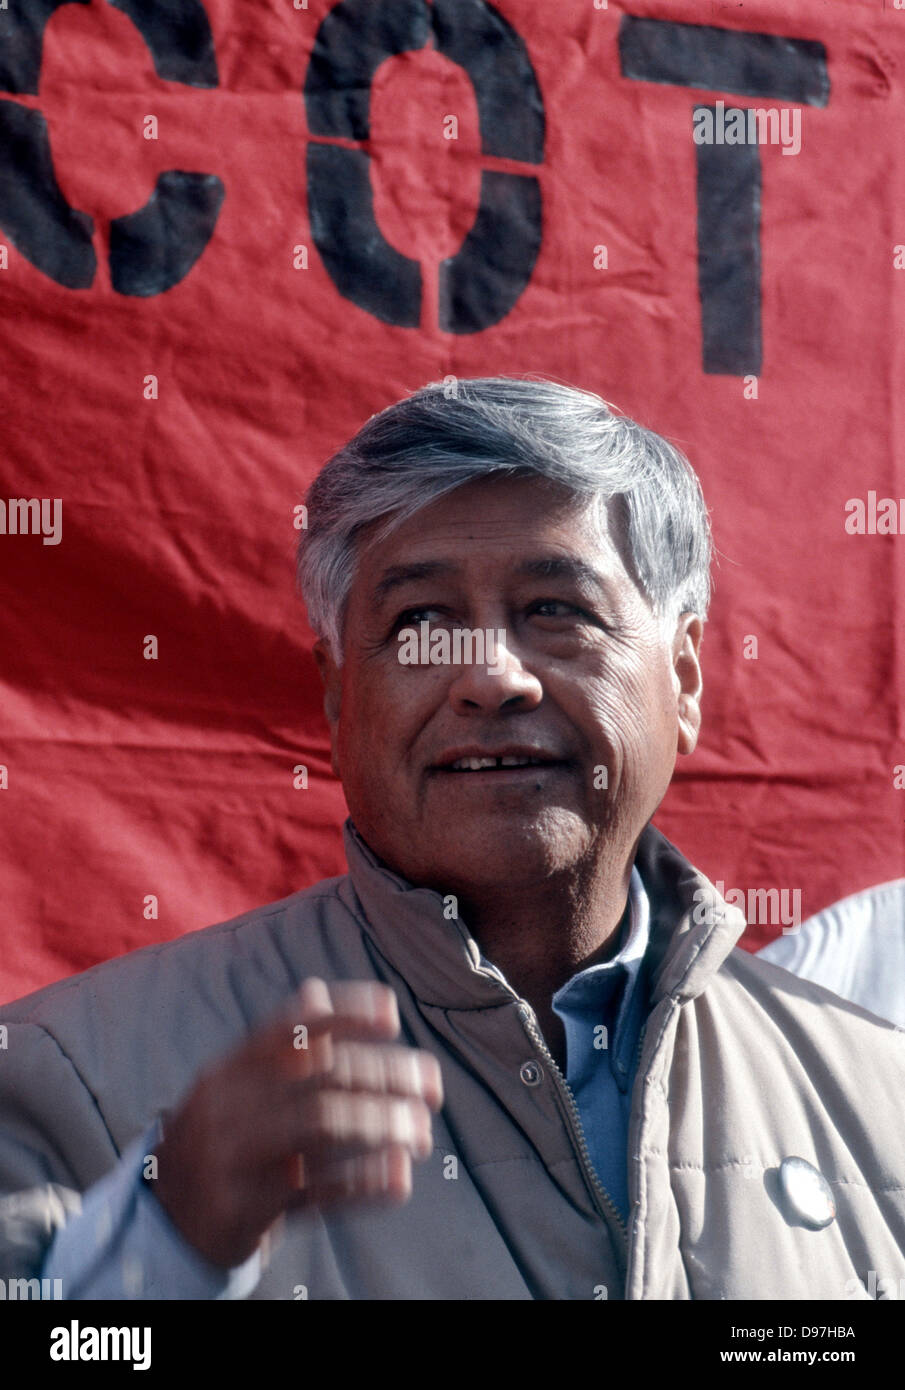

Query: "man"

xmin=1 ymin=376 xmax=903 ymax=1299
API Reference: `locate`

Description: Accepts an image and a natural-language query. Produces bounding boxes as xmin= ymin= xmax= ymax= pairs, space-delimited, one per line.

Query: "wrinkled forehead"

xmin=348 ymin=475 xmax=641 ymax=610
xmin=367 ymin=473 xmax=625 ymax=550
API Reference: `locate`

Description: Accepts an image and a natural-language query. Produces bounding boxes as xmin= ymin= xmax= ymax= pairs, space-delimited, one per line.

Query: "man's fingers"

xmin=153 ymin=981 xmax=437 ymax=1267
xmin=300 ymin=978 xmax=400 ymax=1034
xmin=319 ymin=1042 xmax=443 ymax=1109
xmin=246 ymin=978 xmax=403 ymax=1073
xmin=288 ymin=1145 xmax=414 ymax=1213
xmin=257 ymin=1089 xmax=434 ymax=1167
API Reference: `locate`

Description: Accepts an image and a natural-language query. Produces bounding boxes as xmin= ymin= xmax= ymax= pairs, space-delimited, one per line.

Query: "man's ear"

xmin=312 ymin=637 xmax=342 ymax=776
xmin=672 ymin=613 xmax=703 ymax=756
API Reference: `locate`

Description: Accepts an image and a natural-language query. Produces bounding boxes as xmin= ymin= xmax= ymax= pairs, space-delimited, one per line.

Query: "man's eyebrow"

xmin=370 ymin=561 xmax=460 ymax=606
xmin=369 ymin=555 xmax=615 ymax=608
xmin=515 ymin=556 xmax=613 ymax=596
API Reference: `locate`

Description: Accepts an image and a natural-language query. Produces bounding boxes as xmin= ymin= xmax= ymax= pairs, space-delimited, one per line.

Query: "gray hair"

xmin=297 ymin=376 xmax=712 ymax=660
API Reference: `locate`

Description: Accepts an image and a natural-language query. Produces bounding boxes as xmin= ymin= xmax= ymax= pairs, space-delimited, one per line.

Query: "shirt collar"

xmin=549 ymin=866 xmax=651 ymax=1090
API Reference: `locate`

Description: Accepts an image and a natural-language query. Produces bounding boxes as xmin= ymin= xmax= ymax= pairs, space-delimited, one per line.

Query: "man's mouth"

xmin=430 ymin=747 xmax=566 ymax=775
xmin=446 ymin=755 xmax=553 ymax=772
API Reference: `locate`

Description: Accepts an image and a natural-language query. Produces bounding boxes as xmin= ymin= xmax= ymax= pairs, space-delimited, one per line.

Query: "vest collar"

xmin=342 ymin=818 xmax=747 ymax=1011
xmin=633 ymin=824 xmax=749 ymax=1004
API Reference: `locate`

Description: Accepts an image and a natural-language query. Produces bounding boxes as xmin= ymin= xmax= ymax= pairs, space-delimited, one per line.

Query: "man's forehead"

xmin=349 ymin=479 xmax=634 ymax=610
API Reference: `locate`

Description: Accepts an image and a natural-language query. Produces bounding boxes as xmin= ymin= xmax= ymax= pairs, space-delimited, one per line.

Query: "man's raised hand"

xmin=152 ymin=977 xmax=443 ymax=1268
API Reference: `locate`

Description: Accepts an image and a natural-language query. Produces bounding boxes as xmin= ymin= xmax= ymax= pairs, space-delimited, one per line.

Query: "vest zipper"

xmin=516 ymin=1000 xmax=629 ymax=1251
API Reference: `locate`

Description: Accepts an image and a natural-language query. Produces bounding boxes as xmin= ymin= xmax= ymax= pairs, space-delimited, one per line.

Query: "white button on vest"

xmin=778 ymin=1156 xmax=836 ymax=1229
xmin=520 ymin=1060 xmax=543 ymax=1086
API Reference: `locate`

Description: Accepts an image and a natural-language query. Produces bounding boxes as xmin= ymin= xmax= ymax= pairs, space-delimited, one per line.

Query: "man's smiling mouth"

xmin=430 ymin=747 xmax=567 ymax=774
xmin=448 ymin=755 xmax=553 ymax=771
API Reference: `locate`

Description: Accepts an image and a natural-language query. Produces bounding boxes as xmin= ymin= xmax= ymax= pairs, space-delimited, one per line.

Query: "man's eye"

xmin=531 ymin=600 xmax=584 ymax=618
xmin=393 ymin=607 xmax=444 ymax=629
xmin=530 ymin=601 xmax=610 ymax=632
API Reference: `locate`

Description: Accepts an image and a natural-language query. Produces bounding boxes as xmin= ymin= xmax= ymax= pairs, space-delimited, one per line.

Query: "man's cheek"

xmin=586 ymin=690 xmax=655 ymax=780
xmin=585 ymin=678 xmax=648 ymax=744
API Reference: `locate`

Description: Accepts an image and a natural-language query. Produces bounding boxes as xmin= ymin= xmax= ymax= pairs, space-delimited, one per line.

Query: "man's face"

xmin=314 ymin=474 xmax=702 ymax=895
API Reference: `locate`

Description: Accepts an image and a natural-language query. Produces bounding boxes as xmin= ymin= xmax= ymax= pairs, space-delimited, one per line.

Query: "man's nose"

xmin=446 ymin=633 xmax=544 ymax=714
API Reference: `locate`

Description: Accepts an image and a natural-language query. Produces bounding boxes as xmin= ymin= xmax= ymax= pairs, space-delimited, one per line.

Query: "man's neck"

xmin=459 ymin=850 xmax=636 ymax=1072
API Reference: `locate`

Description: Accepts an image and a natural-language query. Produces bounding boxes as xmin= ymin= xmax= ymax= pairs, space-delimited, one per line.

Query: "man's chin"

xmin=413 ymin=808 xmax=598 ymax=888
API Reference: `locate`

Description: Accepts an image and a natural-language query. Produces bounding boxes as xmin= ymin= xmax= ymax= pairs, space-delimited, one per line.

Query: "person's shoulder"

xmin=721 ymin=942 xmax=905 ymax=1058
xmin=0 ymin=869 xmax=368 ymax=1033
xmin=0 ymin=871 xmax=385 ymax=1145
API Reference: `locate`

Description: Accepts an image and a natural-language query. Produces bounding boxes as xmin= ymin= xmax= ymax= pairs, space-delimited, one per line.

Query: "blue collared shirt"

xmin=550 ymin=864 xmax=650 ymax=1219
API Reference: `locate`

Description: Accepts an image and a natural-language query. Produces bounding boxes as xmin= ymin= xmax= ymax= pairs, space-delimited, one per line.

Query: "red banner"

xmin=1 ymin=0 xmax=903 ymax=1001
